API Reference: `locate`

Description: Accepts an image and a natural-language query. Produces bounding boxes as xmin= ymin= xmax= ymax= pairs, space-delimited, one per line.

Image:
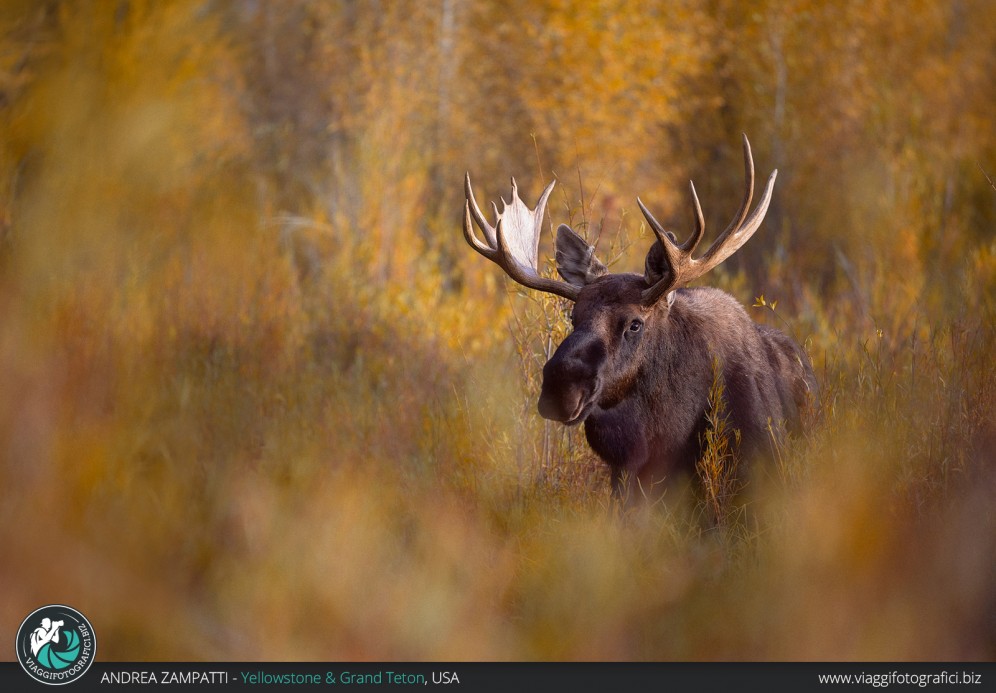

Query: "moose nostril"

xmin=538 ymin=375 xmax=583 ymax=415
xmin=538 ymin=370 xmax=599 ymax=422
xmin=537 ymin=394 xmax=556 ymax=420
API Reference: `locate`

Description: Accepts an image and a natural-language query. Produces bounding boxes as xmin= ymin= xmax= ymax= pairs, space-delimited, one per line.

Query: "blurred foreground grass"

xmin=1 ymin=0 xmax=994 ymax=661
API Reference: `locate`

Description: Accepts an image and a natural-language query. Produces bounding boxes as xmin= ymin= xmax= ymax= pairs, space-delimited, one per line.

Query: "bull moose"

xmin=462 ymin=136 xmax=817 ymax=501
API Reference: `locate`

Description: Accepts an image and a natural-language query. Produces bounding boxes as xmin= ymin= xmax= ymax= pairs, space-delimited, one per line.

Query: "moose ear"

xmin=643 ymin=232 xmax=678 ymax=287
xmin=555 ymin=224 xmax=608 ymax=287
xmin=643 ymin=232 xmax=679 ymax=307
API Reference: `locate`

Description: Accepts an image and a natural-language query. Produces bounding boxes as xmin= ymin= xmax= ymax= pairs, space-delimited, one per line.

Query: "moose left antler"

xmin=637 ymin=135 xmax=778 ymax=305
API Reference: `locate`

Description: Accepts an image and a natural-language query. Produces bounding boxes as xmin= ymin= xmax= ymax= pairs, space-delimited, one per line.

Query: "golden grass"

xmin=0 ymin=0 xmax=993 ymax=663
xmin=2 ymin=178 xmax=991 ymax=659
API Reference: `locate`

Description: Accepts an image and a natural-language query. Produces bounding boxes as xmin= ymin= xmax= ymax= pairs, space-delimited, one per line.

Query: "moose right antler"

xmin=637 ymin=134 xmax=779 ymax=305
xmin=463 ymin=174 xmax=580 ymax=301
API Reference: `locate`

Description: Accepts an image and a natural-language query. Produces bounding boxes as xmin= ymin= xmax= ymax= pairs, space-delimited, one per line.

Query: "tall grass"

xmin=2 ymin=133 xmax=993 ymax=661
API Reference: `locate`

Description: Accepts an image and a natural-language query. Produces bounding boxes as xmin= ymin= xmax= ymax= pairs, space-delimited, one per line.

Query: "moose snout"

xmin=537 ymin=383 xmax=587 ymax=423
xmin=537 ymin=335 xmax=604 ymax=424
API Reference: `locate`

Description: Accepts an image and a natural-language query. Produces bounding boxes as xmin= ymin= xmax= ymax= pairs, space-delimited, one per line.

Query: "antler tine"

xmin=463 ymin=201 xmax=496 ymax=259
xmin=680 ymin=180 xmax=706 ymax=254
xmin=533 ymin=178 xmax=556 ymax=234
xmin=730 ymin=133 xmax=756 ymax=234
xmin=695 ymin=133 xmax=756 ymax=262
xmin=637 ymin=196 xmax=686 ymax=306
xmin=637 ymin=198 xmax=682 ymax=272
xmin=636 ymin=197 xmax=666 ymax=243
xmin=465 ymin=172 xmax=498 ymax=250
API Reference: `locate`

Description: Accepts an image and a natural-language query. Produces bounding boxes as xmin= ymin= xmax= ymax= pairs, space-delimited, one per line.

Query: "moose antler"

xmin=638 ymin=134 xmax=778 ymax=306
xmin=463 ymin=174 xmax=580 ymax=301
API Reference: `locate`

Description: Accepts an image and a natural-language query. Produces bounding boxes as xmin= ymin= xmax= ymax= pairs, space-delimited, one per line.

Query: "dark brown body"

xmin=538 ymin=274 xmax=816 ymax=499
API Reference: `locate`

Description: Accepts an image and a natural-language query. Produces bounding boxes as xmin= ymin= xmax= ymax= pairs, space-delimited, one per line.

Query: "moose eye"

xmin=628 ymin=319 xmax=643 ymax=334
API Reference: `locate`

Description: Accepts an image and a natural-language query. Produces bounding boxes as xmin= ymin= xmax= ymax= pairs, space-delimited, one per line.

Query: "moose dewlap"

xmin=462 ymin=135 xmax=817 ymax=502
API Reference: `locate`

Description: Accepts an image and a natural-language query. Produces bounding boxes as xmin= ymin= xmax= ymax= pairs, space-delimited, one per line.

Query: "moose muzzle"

xmin=537 ymin=332 xmax=605 ymax=425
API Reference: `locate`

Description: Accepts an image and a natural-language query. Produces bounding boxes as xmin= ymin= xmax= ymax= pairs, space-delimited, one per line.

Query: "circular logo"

xmin=15 ymin=605 xmax=96 ymax=685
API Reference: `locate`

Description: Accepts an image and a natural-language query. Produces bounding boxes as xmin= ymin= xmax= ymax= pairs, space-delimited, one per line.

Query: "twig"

xmin=978 ymin=162 xmax=996 ymax=192
xmin=575 ymin=138 xmax=586 ymax=228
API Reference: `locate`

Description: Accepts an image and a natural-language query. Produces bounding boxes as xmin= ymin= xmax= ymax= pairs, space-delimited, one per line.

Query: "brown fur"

xmin=538 ymin=273 xmax=817 ymax=501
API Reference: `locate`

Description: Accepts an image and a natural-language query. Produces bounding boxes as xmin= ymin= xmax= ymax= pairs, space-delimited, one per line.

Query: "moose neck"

xmin=582 ymin=288 xmax=716 ymax=476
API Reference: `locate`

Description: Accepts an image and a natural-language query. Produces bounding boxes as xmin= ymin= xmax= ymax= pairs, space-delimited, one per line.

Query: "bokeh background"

xmin=1 ymin=0 xmax=994 ymax=660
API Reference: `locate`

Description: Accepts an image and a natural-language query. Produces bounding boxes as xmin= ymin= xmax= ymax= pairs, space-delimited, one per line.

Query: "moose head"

xmin=463 ymin=136 xmax=816 ymax=501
